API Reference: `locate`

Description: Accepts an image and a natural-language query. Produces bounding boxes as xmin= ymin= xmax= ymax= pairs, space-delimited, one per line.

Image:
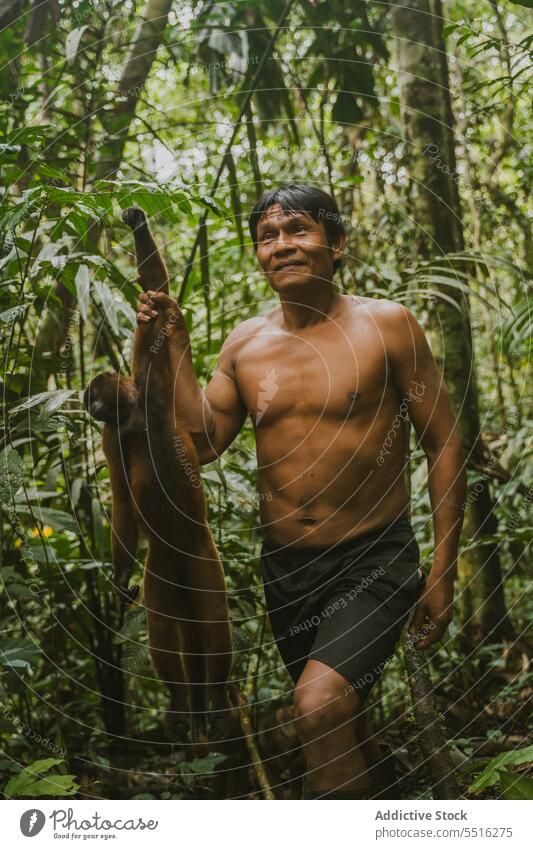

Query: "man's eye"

xmin=262 ymin=232 xmax=274 ymax=241
xmin=295 ymin=224 xmax=307 ymax=232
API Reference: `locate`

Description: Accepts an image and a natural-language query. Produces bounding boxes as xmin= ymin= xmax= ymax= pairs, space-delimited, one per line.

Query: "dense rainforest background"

xmin=0 ymin=0 xmax=531 ymax=801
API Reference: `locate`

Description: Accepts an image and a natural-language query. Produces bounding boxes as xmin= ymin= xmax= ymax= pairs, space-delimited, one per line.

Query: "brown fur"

xmin=83 ymin=208 xmax=233 ymax=742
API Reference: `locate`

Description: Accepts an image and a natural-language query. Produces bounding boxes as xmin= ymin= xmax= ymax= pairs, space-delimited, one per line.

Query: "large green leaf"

xmin=16 ymin=505 xmax=80 ymax=534
xmin=4 ymin=759 xmax=79 ymax=799
xmin=469 ymin=745 xmax=533 ymax=793
xmin=0 ymin=637 xmax=40 ymax=672
xmin=500 ymin=298 xmax=532 ymax=355
xmin=11 ymin=389 xmax=77 ymax=415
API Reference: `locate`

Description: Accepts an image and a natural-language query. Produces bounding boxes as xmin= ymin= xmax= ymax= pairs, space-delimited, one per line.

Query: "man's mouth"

xmin=273 ymin=260 xmax=306 ymax=272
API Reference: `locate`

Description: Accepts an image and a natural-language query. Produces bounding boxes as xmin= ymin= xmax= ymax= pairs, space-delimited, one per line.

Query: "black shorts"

xmin=260 ymin=517 xmax=426 ymax=702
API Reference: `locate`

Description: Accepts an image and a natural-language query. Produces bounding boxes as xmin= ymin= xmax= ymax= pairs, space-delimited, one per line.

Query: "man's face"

xmin=255 ymin=203 xmax=344 ymax=292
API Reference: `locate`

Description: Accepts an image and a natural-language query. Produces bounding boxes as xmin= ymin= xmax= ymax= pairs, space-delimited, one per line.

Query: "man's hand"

xmin=408 ymin=573 xmax=454 ymax=650
xmin=136 ymin=291 xmax=188 ymax=339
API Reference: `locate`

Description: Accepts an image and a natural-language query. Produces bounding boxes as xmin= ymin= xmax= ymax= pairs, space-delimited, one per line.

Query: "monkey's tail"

xmin=122 ymin=206 xmax=169 ymax=295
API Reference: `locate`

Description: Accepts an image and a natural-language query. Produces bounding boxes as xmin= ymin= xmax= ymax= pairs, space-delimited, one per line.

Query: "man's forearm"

xmin=167 ymin=335 xmax=214 ymax=438
xmin=426 ymin=439 xmax=467 ymax=581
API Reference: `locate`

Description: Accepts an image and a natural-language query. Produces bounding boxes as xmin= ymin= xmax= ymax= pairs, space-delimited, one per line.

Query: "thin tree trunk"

xmin=402 ymin=633 xmax=460 ymax=799
xmin=94 ymin=0 xmax=174 ymax=181
xmin=390 ymin=0 xmax=513 ymax=641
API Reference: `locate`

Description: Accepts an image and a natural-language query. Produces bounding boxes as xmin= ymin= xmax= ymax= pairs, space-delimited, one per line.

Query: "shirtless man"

xmin=136 ymin=184 xmax=467 ymax=799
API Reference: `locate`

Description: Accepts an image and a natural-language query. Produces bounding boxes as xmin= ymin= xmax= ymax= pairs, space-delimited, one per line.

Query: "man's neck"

xmin=279 ymin=284 xmax=340 ymax=331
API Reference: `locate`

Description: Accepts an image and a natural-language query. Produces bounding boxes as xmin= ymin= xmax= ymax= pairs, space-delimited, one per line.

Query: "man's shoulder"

xmin=223 ymin=312 xmax=272 ymax=345
xmin=219 ymin=310 xmax=277 ymax=363
xmin=342 ymin=296 xmax=423 ymax=354
xmin=347 ymin=295 xmax=420 ymax=332
xmin=347 ymin=294 xmax=412 ymax=319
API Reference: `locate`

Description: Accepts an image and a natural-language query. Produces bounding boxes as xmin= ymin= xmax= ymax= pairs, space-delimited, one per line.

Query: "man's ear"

xmin=332 ymin=232 xmax=347 ymax=265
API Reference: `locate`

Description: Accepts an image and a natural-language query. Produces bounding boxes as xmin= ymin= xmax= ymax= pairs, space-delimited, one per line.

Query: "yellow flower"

xmin=31 ymin=526 xmax=53 ymax=538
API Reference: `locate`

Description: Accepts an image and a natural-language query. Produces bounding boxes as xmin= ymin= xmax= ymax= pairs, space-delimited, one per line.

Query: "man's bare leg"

xmin=356 ymin=707 xmax=381 ymax=767
xmin=294 ymin=660 xmax=371 ymax=794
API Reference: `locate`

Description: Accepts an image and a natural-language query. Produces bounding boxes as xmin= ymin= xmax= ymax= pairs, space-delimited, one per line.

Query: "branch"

xmin=237 ymin=692 xmax=276 ymax=800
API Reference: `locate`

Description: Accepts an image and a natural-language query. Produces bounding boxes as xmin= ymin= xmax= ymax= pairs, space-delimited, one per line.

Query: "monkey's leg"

xmin=179 ymin=613 xmax=209 ymax=749
xmin=185 ymin=543 xmax=234 ymax=741
xmin=144 ymin=553 xmax=188 ymax=739
xmin=205 ymin=623 xmax=235 ymax=744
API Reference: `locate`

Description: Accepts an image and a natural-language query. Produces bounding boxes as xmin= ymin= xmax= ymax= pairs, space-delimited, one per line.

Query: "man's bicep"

xmin=386 ymin=306 xmax=461 ymax=452
xmin=203 ymin=362 xmax=247 ymax=455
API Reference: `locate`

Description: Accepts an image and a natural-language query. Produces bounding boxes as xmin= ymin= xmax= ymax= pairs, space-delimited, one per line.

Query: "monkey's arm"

xmin=102 ymin=425 xmax=140 ymax=600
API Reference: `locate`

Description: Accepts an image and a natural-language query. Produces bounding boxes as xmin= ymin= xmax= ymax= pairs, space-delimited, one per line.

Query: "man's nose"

xmin=272 ymin=232 xmax=295 ymax=254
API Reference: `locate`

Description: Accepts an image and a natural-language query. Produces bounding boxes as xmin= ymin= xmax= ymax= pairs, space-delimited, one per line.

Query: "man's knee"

xmin=294 ymin=678 xmax=361 ymax=740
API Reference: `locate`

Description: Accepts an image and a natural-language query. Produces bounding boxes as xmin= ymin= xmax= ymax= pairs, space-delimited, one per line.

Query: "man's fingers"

xmin=136 ymin=301 xmax=157 ymax=316
xmin=415 ymin=620 xmax=448 ymax=651
xmin=408 ymin=603 xmax=426 ymax=636
xmin=148 ymin=291 xmax=180 ymax=310
xmin=136 ymin=307 xmax=157 ymax=324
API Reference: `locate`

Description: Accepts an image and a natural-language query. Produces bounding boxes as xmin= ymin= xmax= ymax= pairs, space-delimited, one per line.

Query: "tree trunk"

xmin=390 ymin=0 xmax=513 ymax=641
xmin=402 ymin=632 xmax=460 ymax=799
xmin=94 ymin=0 xmax=174 ymax=181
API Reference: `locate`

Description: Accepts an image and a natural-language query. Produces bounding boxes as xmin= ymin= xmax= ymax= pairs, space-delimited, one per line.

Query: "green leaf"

xmin=0 ymin=638 xmax=40 ymax=672
xmin=179 ymin=753 xmax=227 ymax=776
xmin=501 ymin=770 xmax=533 ymax=800
xmin=16 ymin=505 xmax=79 ymax=533
xmin=501 ymin=298 xmax=532 ymax=355
xmin=443 ymin=23 xmax=460 ymax=37
xmin=0 ymin=304 xmax=28 ymax=324
xmin=0 ymin=446 xmax=24 ymax=503
xmin=37 ymin=163 xmax=70 ymax=182
xmin=469 ymin=745 xmax=533 ymax=793
xmin=5 ymin=758 xmax=78 ymax=798
xmin=7 ymin=126 xmax=54 ymax=145
xmin=508 ymin=0 xmax=533 ymax=8
xmin=11 ymin=389 xmax=77 ymax=414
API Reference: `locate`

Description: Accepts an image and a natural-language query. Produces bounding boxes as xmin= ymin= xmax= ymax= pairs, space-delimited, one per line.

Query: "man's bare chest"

xmin=234 ymin=323 xmax=393 ymax=426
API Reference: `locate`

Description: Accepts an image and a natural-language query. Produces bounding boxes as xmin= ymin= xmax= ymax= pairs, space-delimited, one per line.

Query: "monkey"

xmin=83 ymin=207 xmax=233 ymax=743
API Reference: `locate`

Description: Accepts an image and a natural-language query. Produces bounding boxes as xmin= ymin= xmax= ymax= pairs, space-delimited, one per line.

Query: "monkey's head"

xmin=84 ymin=372 xmax=136 ymax=426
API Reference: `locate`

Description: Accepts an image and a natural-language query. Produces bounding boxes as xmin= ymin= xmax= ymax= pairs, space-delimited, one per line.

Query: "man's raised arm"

xmin=136 ymin=291 xmax=247 ymax=464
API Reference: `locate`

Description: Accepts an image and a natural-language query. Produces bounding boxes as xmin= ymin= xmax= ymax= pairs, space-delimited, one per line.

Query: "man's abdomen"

xmin=256 ymin=421 xmax=411 ymax=548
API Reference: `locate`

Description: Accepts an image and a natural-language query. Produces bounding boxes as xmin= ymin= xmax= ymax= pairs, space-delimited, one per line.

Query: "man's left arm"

xmin=383 ymin=303 xmax=467 ymax=650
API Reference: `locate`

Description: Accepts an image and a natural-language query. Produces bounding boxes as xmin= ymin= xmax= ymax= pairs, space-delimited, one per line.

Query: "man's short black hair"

xmin=248 ymin=184 xmax=346 ymax=273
